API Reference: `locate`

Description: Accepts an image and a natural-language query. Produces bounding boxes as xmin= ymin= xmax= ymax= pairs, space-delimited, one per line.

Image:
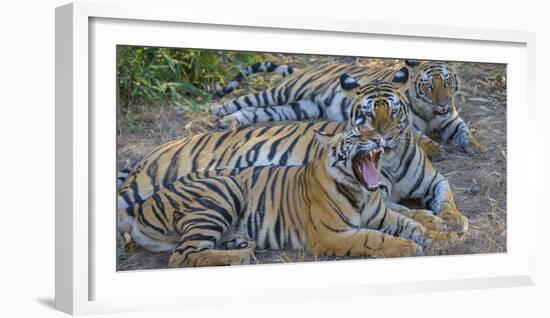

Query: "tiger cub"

xmin=119 ymin=80 xmax=468 ymax=232
xmin=213 ymin=61 xmax=484 ymax=157
xmin=404 ymin=60 xmax=485 ymax=155
xmin=118 ymin=127 xmax=456 ymax=267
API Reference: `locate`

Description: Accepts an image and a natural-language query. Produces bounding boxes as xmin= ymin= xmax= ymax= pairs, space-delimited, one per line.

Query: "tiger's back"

xmin=118 ymin=121 xmax=348 ymax=210
xmin=213 ymin=63 xmax=402 ymax=126
xmin=215 ymin=60 xmax=483 ymax=156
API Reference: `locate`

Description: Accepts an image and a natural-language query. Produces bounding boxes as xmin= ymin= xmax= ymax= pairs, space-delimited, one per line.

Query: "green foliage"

xmin=117 ymin=46 xmax=269 ymax=114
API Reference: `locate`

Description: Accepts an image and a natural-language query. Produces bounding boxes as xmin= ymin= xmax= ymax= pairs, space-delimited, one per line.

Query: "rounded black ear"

xmin=392 ymin=67 xmax=409 ymax=84
xmin=287 ymin=65 xmax=294 ymax=75
xmin=405 ymin=59 xmax=421 ymax=67
xmin=340 ymin=74 xmax=360 ymax=91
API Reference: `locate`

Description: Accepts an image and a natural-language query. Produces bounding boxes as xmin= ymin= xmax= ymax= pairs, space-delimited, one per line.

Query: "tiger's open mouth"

xmin=352 ymin=148 xmax=384 ymax=191
xmin=434 ymin=105 xmax=450 ymax=115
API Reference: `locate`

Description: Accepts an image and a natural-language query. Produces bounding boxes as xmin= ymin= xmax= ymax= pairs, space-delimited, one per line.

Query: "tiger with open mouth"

xmin=118 ymin=126 xmax=457 ymax=267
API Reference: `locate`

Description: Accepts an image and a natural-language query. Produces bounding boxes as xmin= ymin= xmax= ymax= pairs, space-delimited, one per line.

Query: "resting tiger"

xmin=404 ymin=60 xmax=485 ymax=155
xmin=118 ymin=126 xmax=456 ymax=267
xmin=119 ymin=79 xmax=468 ymax=232
xmin=212 ymin=60 xmax=484 ymax=156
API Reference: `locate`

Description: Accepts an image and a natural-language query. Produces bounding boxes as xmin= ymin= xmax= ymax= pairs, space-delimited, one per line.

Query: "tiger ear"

xmin=340 ymin=74 xmax=361 ymax=97
xmin=405 ymin=59 xmax=421 ymax=68
xmin=314 ymin=130 xmax=337 ymax=146
xmin=392 ymin=67 xmax=409 ymax=85
xmin=447 ymin=64 xmax=460 ymax=92
xmin=392 ymin=67 xmax=410 ymax=95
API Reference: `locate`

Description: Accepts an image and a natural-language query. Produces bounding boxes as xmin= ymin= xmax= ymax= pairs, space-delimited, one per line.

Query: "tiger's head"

xmin=315 ymin=126 xmax=384 ymax=192
xmin=340 ymin=74 xmax=412 ymax=153
xmin=405 ymin=60 xmax=460 ymax=116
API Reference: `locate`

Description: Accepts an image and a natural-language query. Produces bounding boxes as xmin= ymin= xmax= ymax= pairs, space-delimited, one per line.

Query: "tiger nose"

xmin=436 ymin=100 xmax=450 ymax=108
xmin=435 ymin=95 xmax=450 ymax=107
xmin=435 ymin=101 xmax=451 ymax=113
xmin=369 ymin=133 xmax=383 ymax=146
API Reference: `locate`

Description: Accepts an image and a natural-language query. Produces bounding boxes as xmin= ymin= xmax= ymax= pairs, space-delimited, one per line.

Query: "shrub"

xmin=117 ymin=46 xmax=269 ymax=114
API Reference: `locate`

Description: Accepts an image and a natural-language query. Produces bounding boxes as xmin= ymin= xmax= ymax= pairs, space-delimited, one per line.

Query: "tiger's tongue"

xmin=361 ymin=159 xmax=380 ymax=189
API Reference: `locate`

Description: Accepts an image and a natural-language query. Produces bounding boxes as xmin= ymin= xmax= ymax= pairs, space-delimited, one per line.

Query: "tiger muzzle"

xmin=434 ymin=104 xmax=451 ymax=115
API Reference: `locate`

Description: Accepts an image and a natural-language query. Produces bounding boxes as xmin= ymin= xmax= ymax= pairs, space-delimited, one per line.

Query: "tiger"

xmin=118 ymin=79 xmax=468 ymax=232
xmin=118 ymin=126 xmax=457 ymax=267
xmin=404 ymin=60 xmax=485 ymax=155
xmin=211 ymin=60 xmax=484 ymax=157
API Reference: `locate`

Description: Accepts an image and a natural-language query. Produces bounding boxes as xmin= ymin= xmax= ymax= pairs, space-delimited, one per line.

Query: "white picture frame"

xmin=55 ymin=1 xmax=537 ymax=315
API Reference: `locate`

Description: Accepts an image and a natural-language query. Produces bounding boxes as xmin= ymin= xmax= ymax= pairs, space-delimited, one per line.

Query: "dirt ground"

xmin=116 ymin=56 xmax=506 ymax=271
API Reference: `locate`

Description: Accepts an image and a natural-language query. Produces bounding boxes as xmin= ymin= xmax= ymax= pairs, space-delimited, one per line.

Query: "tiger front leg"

xmin=409 ymin=209 xmax=447 ymax=232
xmin=366 ymin=206 xmax=457 ymax=248
xmin=417 ymin=136 xmax=446 ymax=162
xmin=384 ymin=201 xmax=447 ymax=232
xmin=413 ymin=129 xmax=446 ymax=162
xmin=463 ymin=134 xmax=487 ymax=156
xmin=438 ymin=200 xmax=468 ymax=233
xmin=423 ymin=176 xmax=468 ymax=233
xmin=310 ymin=228 xmax=423 ymax=258
xmin=437 ymin=115 xmax=486 ymax=156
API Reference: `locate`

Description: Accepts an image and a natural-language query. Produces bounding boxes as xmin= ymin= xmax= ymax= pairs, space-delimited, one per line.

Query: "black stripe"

xmin=366 ymin=198 xmax=383 ymax=225
xmin=138 ymin=209 xmax=165 ymax=234
xmin=194 ymin=212 xmax=230 ymax=227
xmin=320 ymin=220 xmax=347 ymax=233
xmin=187 ymin=223 xmax=224 ymax=234
xmin=335 ymin=181 xmax=360 ymax=210
xmin=244 ymin=96 xmax=253 ymax=107
xmin=440 ymin=115 xmax=457 ymax=132
xmin=448 ymin=121 xmax=465 ymax=142
xmin=118 ymin=190 xmax=134 ymax=208
xmin=190 ymin=135 xmax=213 ymax=171
xmin=376 ymin=208 xmax=388 ymax=229
xmin=395 ymin=138 xmax=417 ymax=182
xmin=407 ymin=153 xmax=426 ymax=197
xmin=180 ymin=233 xmax=217 ymax=244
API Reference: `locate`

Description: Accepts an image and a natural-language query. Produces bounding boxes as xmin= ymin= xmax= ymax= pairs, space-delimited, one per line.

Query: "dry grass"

xmin=117 ymin=56 xmax=506 ymax=271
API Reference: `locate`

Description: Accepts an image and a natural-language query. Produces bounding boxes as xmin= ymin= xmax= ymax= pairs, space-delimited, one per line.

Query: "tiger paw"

xmin=424 ymin=230 xmax=459 ymax=249
xmin=215 ymin=116 xmax=239 ymax=130
xmin=375 ymin=238 xmax=423 ymax=258
xmin=219 ymin=248 xmax=257 ymax=266
xmin=440 ymin=210 xmax=468 ymax=233
xmin=462 ymin=136 xmax=486 ymax=157
xmin=430 ymin=146 xmax=447 ymax=162
xmin=421 ymin=140 xmax=446 ymax=162
xmin=169 ymin=248 xmax=257 ymax=268
xmin=210 ymin=104 xmax=227 ymax=118
xmin=123 ymin=232 xmax=137 ymax=253
xmin=217 ymin=113 xmax=249 ymax=130
xmin=219 ymin=234 xmax=256 ymax=250
xmin=410 ymin=209 xmax=447 ymax=231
